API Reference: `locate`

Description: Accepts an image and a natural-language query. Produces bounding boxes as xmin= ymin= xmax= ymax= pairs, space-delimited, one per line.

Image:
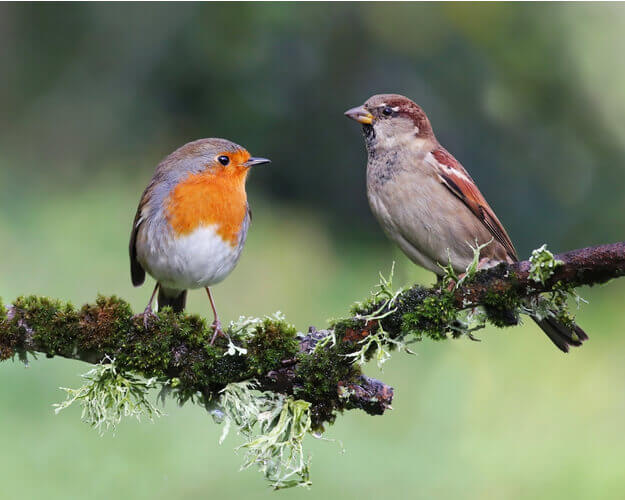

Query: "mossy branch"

xmin=1 ymin=242 xmax=623 ymax=422
xmin=1 ymin=241 xmax=624 ymax=488
xmin=451 ymin=242 xmax=625 ymax=308
xmin=0 ymin=300 xmax=382 ymax=428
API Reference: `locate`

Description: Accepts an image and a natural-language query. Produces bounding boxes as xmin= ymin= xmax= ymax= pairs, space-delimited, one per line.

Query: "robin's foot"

xmin=210 ymin=320 xmax=229 ymax=345
xmin=142 ymin=305 xmax=157 ymax=329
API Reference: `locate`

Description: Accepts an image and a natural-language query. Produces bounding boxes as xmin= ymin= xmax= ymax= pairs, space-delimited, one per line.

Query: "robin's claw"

xmin=132 ymin=283 xmax=160 ymax=329
xmin=131 ymin=307 xmax=157 ymax=329
xmin=142 ymin=305 xmax=157 ymax=329
xmin=209 ymin=320 xmax=230 ymax=345
xmin=211 ymin=319 xmax=224 ymax=345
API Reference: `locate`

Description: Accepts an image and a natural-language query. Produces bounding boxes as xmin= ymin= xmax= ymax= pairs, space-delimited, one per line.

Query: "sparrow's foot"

xmin=446 ymin=257 xmax=495 ymax=291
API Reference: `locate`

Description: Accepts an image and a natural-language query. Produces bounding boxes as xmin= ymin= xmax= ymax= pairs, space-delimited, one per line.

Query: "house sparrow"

xmin=129 ymin=138 xmax=270 ymax=342
xmin=345 ymin=93 xmax=587 ymax=352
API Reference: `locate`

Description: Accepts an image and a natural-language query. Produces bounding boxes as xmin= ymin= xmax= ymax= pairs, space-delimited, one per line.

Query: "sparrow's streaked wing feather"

xmin=429 ymin=147 xmax=518 ymax=261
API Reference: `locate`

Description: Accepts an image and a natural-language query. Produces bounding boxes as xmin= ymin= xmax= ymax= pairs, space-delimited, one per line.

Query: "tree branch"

xmin=453 ymin=242 xmax=625 ymax=308
xmin=1 ymin=242 xmax=624 ymax=429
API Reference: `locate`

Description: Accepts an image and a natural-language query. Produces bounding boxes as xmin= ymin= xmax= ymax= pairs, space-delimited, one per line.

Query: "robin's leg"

xmin=206 ymin=287 xmax=227 ymax=345
xmin=142 ymin=282 xmax=159 ymax=328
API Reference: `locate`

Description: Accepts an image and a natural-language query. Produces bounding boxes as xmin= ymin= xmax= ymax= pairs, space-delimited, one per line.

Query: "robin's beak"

xmin=244 ymin=157 xmax=271 ymax=167
xmin=344 ymin=105 xmax=374 ymax=125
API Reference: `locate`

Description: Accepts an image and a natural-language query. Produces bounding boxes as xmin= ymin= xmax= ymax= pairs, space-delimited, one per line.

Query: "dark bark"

xmin=1 ymin=242 xmax=624 ymax=423
xmin=453 ymin=242 xmax=625 ymax=308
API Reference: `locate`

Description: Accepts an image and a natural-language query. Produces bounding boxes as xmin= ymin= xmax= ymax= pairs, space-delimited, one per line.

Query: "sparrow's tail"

xmin=158 ymin=287 xmax=187 ymax=313
xmin=532 ymin=315 xmax=588 ymax=353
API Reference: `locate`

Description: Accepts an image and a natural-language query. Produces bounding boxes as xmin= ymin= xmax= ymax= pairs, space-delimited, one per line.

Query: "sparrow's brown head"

xmin=344 ymin=94 xmax=435 ymax=152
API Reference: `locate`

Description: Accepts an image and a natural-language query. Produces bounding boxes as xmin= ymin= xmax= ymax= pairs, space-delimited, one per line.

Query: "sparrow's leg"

xmin=206 ymin=287 xmax=228 ymax=345
xmin=447 ymin=257 xmax=497 ymax=291
xmin=141 ymin=282 xmax=159 ymax=328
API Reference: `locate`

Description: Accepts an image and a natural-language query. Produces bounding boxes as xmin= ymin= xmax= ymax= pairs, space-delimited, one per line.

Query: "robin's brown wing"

xmin=129 ymin=207 xmax=145 ymax=286
xmin=129 ymin=184 xmax=154 ymax=287
xmin=430 ymin=147 xmax=518 ymax=261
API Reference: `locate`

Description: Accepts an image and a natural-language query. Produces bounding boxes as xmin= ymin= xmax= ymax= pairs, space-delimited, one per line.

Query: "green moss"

xmin=294 ymin=347 xmax=361 ymax=429
xmin=472 ymin=262 xmax=511 ymax=285
xmin=0 ymin=295 xmax=310 ymax=405
xmin=401 ymin=292 xmax=457 ymax=341
xmin=374 ymin=284 xmax=433 ymax=340
xmin=337 ymin=285 xmax=460 ymax=361
xmin=246 ymin=319 xmax=299 ymax=375
xmin=481 ymin=289 xmax=521 ymax=327
xmin=117 ymin=309 xmax=248 ymax=390
xmin=5 ymin=295 xmax=139 ymax=360
xmin=0 ymin=341 xmax=11 ymax=361
xmin=113 ymin=313 xmax=299 ymax=394
xmin=332 ymin=317 xmax=371 ymax=350
xmin=0 ymin=298 xmax=14 ymax=360
xmin=78 ymin=295 xmax=132 ymax=351
xmin=9 ymin=295 xmax=77 ymax=357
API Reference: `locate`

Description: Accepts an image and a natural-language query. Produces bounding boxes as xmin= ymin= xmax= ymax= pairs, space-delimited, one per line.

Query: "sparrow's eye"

xmin=217 ymin=155 xmax=230 ymax=166
xmin=382 ymin=106 xmax=393 ymax=116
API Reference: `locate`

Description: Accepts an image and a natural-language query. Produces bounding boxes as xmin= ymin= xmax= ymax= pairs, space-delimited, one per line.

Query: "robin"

xmin=345 ymin=93 xmax=588 ymax=352
xmin=129 ymin=138 xmax=270 ymax=342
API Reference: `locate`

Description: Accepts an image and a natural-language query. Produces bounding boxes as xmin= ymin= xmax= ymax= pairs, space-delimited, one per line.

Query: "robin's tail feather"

xmin=158 ymin=288 xmax=187 ymax=313
xmin=532 ymin=315 xmax=588 ymax=353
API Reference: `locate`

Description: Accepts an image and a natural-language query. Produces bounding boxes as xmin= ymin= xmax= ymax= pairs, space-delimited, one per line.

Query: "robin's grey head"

xmin=344 ymin=94 xmax=435 ymax=154
xmin=159 ymin=138 xmax=270 ymax=178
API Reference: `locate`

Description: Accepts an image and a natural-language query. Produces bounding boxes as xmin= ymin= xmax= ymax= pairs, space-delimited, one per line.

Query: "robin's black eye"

xmin=218 ymin=155 xmax=230 ymax=166
xmin=382 ymin=106 xmax=393 ymax=116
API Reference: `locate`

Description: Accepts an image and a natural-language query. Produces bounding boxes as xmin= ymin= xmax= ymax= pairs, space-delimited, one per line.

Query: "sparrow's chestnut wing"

xmin=429 ymin=147 xmax=518 ymax=261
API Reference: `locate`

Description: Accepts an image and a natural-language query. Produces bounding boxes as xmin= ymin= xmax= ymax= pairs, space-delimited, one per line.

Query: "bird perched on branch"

xmin=129 ymin=138 xmax=270 ymax=342
xmin=345 ymin=93 xmax=587 ymax=352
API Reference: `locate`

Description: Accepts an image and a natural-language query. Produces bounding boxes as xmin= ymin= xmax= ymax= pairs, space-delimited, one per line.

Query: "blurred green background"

xmin=1 ymin=3 xmax=625 ymax=499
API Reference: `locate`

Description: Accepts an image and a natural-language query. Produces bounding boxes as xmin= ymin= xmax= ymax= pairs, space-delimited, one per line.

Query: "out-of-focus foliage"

xmin=1 ymin=3 xmax=625 ymax=254
xmin=2 ymin=4 xmax=625 ymax=499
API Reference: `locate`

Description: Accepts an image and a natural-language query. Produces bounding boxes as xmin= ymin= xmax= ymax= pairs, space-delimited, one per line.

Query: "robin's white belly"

xmin=138 ymin=225 xmax=244 ymax=290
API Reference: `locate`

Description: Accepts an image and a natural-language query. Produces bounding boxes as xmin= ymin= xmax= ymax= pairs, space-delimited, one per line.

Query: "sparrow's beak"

xmin=244 ymin=157 xmax=271 ymax=167
xmin=344 ymin=105 xmax=374 ymax=125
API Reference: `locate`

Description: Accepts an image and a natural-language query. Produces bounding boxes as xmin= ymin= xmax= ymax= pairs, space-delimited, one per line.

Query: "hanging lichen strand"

xmin=1 ymin=242 xmax=624 ymax=489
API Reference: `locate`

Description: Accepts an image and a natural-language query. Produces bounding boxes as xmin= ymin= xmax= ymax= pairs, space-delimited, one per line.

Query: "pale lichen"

xmin=346 ymin=263 xmax=414 ymax=369
xmin=529 ymin=244 xmax=563 ymax=284
xmin=212 ymin=381 xmax=313 ymax=489
xmin=227 ymin=311 xmax=288 ymax=339
xmin=438 ymin=238 xmax=494 ymax=290
xmin=53 ymin=357 xmax=163 ymax=435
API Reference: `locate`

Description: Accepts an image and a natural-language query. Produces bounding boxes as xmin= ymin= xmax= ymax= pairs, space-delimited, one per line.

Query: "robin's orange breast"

xmin=165 ymin=168 xmax=248 ymax=247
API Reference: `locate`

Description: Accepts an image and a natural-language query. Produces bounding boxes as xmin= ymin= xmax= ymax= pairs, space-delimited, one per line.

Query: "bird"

xmin=129 ymin=138 xmax=270 ymax=342
xmin=344 ymin=93 xmax=588 ymax=352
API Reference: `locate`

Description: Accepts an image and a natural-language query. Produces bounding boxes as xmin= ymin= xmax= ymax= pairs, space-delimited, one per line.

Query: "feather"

xmin=129 ymin=182 xmax=154 ymax=287
xmin=429 ymin=147 xmax=518 ymax=261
